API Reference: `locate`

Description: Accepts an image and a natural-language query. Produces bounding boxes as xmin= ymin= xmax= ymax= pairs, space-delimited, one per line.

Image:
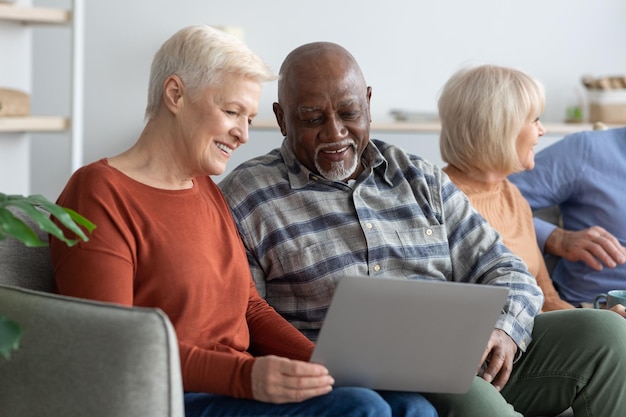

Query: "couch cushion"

xmin=0 ymin=207 xmax=54 ymax=291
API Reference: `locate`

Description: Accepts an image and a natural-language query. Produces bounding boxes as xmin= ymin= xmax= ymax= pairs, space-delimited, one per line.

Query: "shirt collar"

xmin=280 ymin=138 xmax=393 ymax=189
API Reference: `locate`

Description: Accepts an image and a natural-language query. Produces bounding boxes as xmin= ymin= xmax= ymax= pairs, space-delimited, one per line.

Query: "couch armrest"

xmin=0 ymin=285 xmax=184 ymax=417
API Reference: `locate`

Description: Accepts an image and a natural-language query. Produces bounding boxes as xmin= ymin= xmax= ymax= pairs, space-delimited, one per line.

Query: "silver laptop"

xmin=310 ymin=275 xmax=509 ymax=394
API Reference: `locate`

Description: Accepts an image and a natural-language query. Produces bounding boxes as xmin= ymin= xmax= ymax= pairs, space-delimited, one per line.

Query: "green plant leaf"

xmin=0 ymin=207 xmax=47 ymax=246
xmin=0 ymin=315 xmax=22 ymax=360
xmin=0 ymin=193 xmax=96 ymax=247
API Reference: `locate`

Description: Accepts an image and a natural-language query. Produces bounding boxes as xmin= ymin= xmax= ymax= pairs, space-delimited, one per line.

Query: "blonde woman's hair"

xmin=145 ymin=25 xmax=276 ymax=120
xmin=438 ymin=64 xmax=545 ymax=173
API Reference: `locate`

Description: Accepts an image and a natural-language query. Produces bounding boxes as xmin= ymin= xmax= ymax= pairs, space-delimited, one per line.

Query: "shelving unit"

xmin=250 ymin=119 xmax=614 ymax=135
xmin=0 ymin=1 xmax=84 ymax=193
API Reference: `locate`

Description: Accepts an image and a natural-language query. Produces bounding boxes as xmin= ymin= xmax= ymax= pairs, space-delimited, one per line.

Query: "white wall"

xmin=30 ymin=0 xmax=626 ymax=199
xmin=0 ymin=0 xmax=32 ymax=194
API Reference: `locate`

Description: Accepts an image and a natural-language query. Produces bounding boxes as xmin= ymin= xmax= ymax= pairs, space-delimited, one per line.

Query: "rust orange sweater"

xmin=444 ymin=165 xmax=574 ymax=311
xmin=50 ymin=159 xmax=313 ymax=398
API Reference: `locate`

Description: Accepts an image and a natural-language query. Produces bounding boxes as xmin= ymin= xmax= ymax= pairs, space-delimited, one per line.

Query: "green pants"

xmin=425 ymin=309 xmax=626 ymax=417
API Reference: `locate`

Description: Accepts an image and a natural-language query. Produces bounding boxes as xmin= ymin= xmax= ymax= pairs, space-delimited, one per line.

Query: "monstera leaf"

xmin=0 ymin=193 xmax=95 ymax=247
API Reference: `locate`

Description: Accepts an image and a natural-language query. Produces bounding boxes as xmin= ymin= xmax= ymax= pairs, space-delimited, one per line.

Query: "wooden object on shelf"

xmin=0 ymin=88 xmax=30 ymax=116
xmin=587 ymin=90 xmax=626 ymax=124
xmin=582 ymin=74 xmax=626 ymax=124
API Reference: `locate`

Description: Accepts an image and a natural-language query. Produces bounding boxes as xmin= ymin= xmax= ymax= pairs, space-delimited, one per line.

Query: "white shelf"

xmin=0 ymin=4 xmax=70 ymax=24
xmin=0 ymin=116 xmax=69 ymax=132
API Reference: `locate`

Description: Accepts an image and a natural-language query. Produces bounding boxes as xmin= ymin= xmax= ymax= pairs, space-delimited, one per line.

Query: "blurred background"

xmin=3 ymin=0 xmax=626 ymax=199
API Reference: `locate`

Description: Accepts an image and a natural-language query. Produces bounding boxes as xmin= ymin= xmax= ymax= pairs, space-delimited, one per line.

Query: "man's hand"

xmin=251 ymin=355 xmax=334 ymax=404
xmin=545 ymin=226 xmax=626 ymax=270
xmin=609 ymin=303 xmax=626 ymax=318
xmin=477 ymin=329 xmax=517 ymax=391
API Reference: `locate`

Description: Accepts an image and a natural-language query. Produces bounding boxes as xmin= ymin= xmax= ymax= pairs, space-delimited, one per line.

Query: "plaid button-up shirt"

xmin=220 ymin=139 xmax=543 ymax=351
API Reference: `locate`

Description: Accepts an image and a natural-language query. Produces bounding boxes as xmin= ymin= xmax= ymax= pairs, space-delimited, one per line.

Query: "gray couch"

xmin=0 ymin=208 xmax=185 ymax=417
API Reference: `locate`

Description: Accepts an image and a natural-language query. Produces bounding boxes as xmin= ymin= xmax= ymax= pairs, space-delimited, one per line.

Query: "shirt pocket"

xmin=396 ymin=225 xmax=452 ymax=280
xmin=274 ymin=238 xmax=360 ymax=297
xmin=273 ymin=239 xmax=360 ymax=328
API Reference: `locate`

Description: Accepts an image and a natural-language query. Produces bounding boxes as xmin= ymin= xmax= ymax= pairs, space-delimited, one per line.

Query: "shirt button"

xmin=366 ymin=222 xmax=373 ymax=229
xmin=373 ymin=264 xmax=381 ymax=272
xmin=426 ymin=229 xmax=433 ymax=236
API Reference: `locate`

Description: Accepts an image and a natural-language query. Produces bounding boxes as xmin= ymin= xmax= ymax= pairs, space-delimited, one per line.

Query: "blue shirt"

xmin=509 ymin=127 xmax=626 ymax=305
xmin=219 ymin=139 xmax=542 ymax=351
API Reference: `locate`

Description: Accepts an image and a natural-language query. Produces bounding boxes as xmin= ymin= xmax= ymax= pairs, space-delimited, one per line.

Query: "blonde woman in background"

xmin=438 ymin=64 xmax=574 ymax=312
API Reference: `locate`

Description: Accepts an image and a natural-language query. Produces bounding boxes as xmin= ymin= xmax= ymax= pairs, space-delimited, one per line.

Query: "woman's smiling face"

xmin=177 ymin=73 xmax=261 ymax=177
xmin=516 ymin=116 xmax=545 ymax=171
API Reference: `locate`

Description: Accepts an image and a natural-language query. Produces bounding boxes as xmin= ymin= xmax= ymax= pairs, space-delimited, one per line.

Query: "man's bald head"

xmin=277 ymin=42 xmax=367 ymax=105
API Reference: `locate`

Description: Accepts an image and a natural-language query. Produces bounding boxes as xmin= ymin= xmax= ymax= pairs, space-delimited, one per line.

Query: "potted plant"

xmin=0 ymin=193 xmax=95 ymax=358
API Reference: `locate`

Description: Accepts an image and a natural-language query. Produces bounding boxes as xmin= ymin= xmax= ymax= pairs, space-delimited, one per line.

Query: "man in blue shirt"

xmin=219 ymin=42 xmax=626 ymax=416
xmin=509 ymin=127 xmax=626 ymax=306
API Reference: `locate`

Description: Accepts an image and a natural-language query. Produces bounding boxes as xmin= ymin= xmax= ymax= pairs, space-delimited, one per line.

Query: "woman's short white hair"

xmin=145 ymin=25 xmax=276 ymax=120
xmin=438 ymin=64 xmax=545 ymax=173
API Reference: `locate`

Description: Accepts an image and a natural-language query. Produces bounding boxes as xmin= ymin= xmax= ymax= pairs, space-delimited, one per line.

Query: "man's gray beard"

xmin=314 ymin=142 xmax=358 ymax=182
